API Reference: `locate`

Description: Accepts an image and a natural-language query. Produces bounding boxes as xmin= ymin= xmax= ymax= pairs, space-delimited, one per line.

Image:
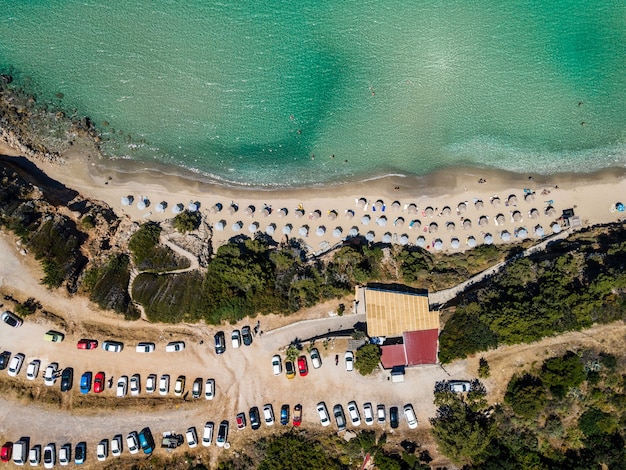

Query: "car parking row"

xmin=317 ymin=401 xmax=418 ymax=430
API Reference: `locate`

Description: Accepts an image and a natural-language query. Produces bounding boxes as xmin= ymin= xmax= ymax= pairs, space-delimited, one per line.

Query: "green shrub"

xmin=355 ymin=343 xmax=381 ymax=375
xmin=173 ymin=210 xmax=200 ymax=233
xmin=504 ymin=373 xmax=547 ymax=418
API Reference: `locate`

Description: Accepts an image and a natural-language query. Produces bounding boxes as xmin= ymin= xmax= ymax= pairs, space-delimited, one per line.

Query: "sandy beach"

xmin=2 ymin=140 xmax=626 ymax=254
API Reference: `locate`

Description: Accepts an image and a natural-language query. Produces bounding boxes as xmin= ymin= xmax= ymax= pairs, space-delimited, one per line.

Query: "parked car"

xmin=280 ymin=404 xmax=289 ymax=425
xmin=8 ymin=352 xmax=25 ymax=377
xmin=96 ymin=439 xmax=108 ymax=461
xmin=1 ymin=442 xmax=12 ymax=462
xmin=263 ymin=404 xmax=275 ymax=426
xmin=43 ymin=443 xmax=56 ymax=469
xmin=241 ymin=326 xmax=253 ymax=346
xmin=29 ymin=444 xmax=41 ymax=466
xmin=94 ymin=371 xmax=105 ymax=393
xmin=404 ymin=404 xmax=418 ymax=429
xmin=191 ymin=377 xmax=202 ymax=398
xmin=449 ymin=380 xmax=471 ymax=392
xmin=26 ymin=359 xmax=40 ymax=380
xmin=77 ymin=339 xmax=98 ymax=350
xmin=293 ymin=403 xmax=302 ymax=427
xmin=377 ymin=404 xmax=386 ymax=424
xmin=116 ymin=375 xmax=128 ymax=397
xmin=159 ymin=374 xmax=170 ymax=395
xmin=310 ymin=348 xmax=322 ymax=369
xmin=58 ymin=443 xmax=71 ymax=466
xmin=285 ymin=360 xmax=296 ymax=379
xmin=0 ymin=351 xmax=10 ymax=370
xmin=43 ymin=362 xmax=59 ymax=386
xmin=74 ymin=442 xmax=86 ymax=465
xmin=389 ymin=406 xmax=399 ymax=429
xmin=204 ymin=378 xmax=215 ymax=400
xmin=43 ymin=330 xmax=65 ymax=342
xmin=186 ymin=427 xmax=198 ymax=448
xmin=214 ymin=331 xmax=226 ymax=354
xmin=202 ymin=421 xmax=214 ymax=447
xmin=297 ymin=355 xmax=308 ymax=377
xmin=79 ymin=371 xmax=92 ymax=394
xmin=165 ymin=341 xmax=185 ymax=352
xmin=347 ymin=401 xmax=361 ymax=426
xmin=363 ymin=402 xmax=374 ymax=425
xmin=130 ymin=374 xmax=141 ymax=396
xmin=333 ymin=404 xmax=347 ymax=431
xmin=216 ymin=421 xmax=229 ymax=447
xmin=1 ymin=311 xmax=23 ymax=328
xmin=272 ymin=355 xmax=282 ymax=375
xmin=231 ymin=330 xmax=241 ymax=348
xmin=13 ymin=440 xmax=27 ymax=466
xmin=127 ymin=431 xmax=139 ymax=454
xmin=146 ymin=373 xmax=156 ymax=393
xmin=249 ymin=406 xmax=261 ymax=430
xmin=136 ymin=342 xmax=155 ymax=353
xmin=236 ymin=412 xmax=246 ymax=430
xmin=345 ymin=351 xmax=354 ymax=371
xmin=60 ymin=367 xmax=73 ymax=392
xmin=317 ymin=402 xmax=330 ymax=426
xmin=102 ymin=340 xmax=123 ymax=352
xmin=174 ymin=375 xmax=185 ymax=396
xmin=138 ymin=427 xmax=154 ymax=455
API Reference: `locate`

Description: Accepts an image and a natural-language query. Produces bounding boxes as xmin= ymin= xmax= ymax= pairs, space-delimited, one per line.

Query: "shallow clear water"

xmin=0 ymin=0 xmax=625 ymax=186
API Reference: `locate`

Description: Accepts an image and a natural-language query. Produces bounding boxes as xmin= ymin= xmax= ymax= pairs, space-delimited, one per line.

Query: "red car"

xmin=1 ymin=442 xmax=12 ymax=462
xmin=297 ymin=355 xmax=308 ymax=377
xmin=77 ymin=339 xmax=98 ymax=350
xmin=93 ymin=371 xmax=105 ymax=393
xmin=236 ymin=413 xmax=246 ymax=430
xmin=293 ymin=404 xmax=302 ymax=427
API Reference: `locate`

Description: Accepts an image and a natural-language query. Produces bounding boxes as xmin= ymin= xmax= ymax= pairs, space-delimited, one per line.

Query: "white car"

xmin=111 ymin=434 xmax=123 ymax=457
xmin=310 ymin=348 xmax=322 ymax=369
xmin=43 ymin=362 xmax=58 ymax=386
xmin=186 ymin=427 xmax=198 ymax=448
xmin=43 ymin=443 xmax=55 ymax=469
xmin=165 ymin=341 xmax=185 ymax=352
xmin=316 ymin=402 xmax=330 ymax=427
xmin=404 ymin=404 xmax=418 ymax=429
xmin=231 ymin=330 xmax=241 ymax=348
xmin=272 ymin=355 xmax=282 ymax=375
xmin=26 ymin=359 xmax=40 ymax=380
xmin=347 ymin=401 xmax=361 ymax=426
xmin=263 ymin=404 xmax=275 ymax=426
xmin=136 ymin=342 xmax=155 ymax=353
xmin=29 ymin=444 xmax=41 ymax=466
xmin=130 ymin=374 xmax=141 ymax=396
xmin=377 ymin=404 xmax=386 ymax=424
xmin=116 ymin=376 xmax=128 ymax=397
xmin=345 ymin=351 xmax=354 ymax=372
xmin=174 ymin=375 xmax=185 ymax=396
xmin=159 ymin=374 xmax=170 ymax=395
xmin=58 ymin=444 xmax=70 ymax=466
xmin=96 ymin=440 xmax=108 ymax=462
xmin=202 ymin=421 xmax=214 ymax=447
xmin=8 ymin=352 xmax=25 ymax=377
xmin=102 ymin=340 xmax=123 ymax=352
xmin=126 ymin=431 xmax=140 ymax=455
xmin=363 ymin=402 xmax=374 ymax=425
xmin=204 ymin=378 xmax=215 ymax=400
xmin=146 ymin=373 xmax=157 ymax=393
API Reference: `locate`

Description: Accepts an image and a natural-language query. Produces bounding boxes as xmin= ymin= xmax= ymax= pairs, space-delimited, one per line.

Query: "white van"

xmin=12 ymin=440 xmax=28 ymax=466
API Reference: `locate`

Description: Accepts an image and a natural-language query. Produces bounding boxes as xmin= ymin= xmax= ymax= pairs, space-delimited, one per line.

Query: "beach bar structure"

xmin=355 ymin=285 xmax=440 ymax=368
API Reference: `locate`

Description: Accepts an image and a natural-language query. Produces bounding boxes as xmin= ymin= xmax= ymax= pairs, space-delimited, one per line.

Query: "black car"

xmin=60 ymin=367 xmax=73 ymax=392
xmin=389 ymin=406 xmax=399 ymax=429
xmin=333 ymin=404 xmax=347 ymax=431
xmin=214 ymin=331 xmax=226 ymax=355
xmin=280 ymin=404 xmax=290 ymax=425
xmin=74 ymin=442 xmax=86 ymax=465
xmin=241 ymin=326 xmax=253 ymax=346
xmin=0 ymin=351 xmax=10 ymax=370
xmin=249 ymin=406 xmax=261 ymax=430
xmin=216 ymin=420 xmax=229 ymax=447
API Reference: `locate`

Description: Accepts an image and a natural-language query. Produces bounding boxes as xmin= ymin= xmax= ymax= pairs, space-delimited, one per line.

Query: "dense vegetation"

xmin=439 ymin=224 xmax=626 ymax=362
xmin=432 ymin=350 xmax=626 ymax=469
xmin=128 ymin=222 xmax=190 ymax=272
xmin=355 ymin=343 xmax=382 ymax=375
xmin=173 ymin=209 xmax=201 ymax=233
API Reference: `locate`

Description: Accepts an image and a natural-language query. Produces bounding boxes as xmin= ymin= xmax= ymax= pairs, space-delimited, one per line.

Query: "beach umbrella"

xmin=155 ymin=202 xmax=166 ymax=213
xmin=424 ymin=206 xmax=434 ymax=217
xmin=210 ymin=203 xmax=222 ymax=214
xmin=376 ymin=216 xmax=387 ymax=226
xmin=120 ymin=196 xmax=131 ymax=206
xmin=484 ymin=233 xmax=494 ymax=244
xmin=545 ymin=206 xmax=556 ymax=217
xmin=551 ymin=222 xmax=561 ymax=233
xmin=409 ymin=219 xmax=421 ymax=230
xmin=416 ymin=236 xmax=426 ymax=247
xmin=399 ymin=234 xmax=409 ymax=245
xmin=467 ymin=236 xmax=477 ymax=247
xmin=407 ymin=203 xmax=418 ymax=215
xmin=491 ymin=196 xmax=501 ymax=206
xmin=232 ymin=221 xmax=243 ymax=232
xmin=248 ymin=222 xmax=259 ymax=233
xmin=516 ymin=227 xmax=528 ymax=238
xmin=474 ymin=200 xmax=484 ymax=210
xmin=282 ymin=224 xmax=292 ymax=235
xmin=535 ymin=225 xmax=544 ymax=236
xmin=266 ymin=224 xmax=276 ymax=235
xmin=478 ymin=216 xmax=488 ymax=227
xmin=316 ymin=226 xmax=326 ymax=237
xmin=495 ymin=214 xmax=505 ymax=225
xmin=441 ymin=206 xmax=451 ymax=216
xmin=374 ymin=200 xmax=384 ymax=211
xmin=366 ymin=231 xmax=376 ymax=242
xmin=295 ymin=208 xmax=305 ymax=218
xmin=529 ymin=208 xmax=539 ymax=219
xmin=451 ymin=238 xmax=460 ymax=249
xmin=433 ymin=239 xmax=443 ymax=251
xmin=345 ymin=209 xmax=355 ymax=219
xmin=261 ymin=206 xmax=271 ymax=217
xmin=447 ymin=222 xmax=456 ymax=232
xmin=361 ymin=215 xmax=371 ymax=225
xmin=524 ymin=192 xmax=535 ymax=202
xmin=137 ymin=198 xmax=147 ymax=210
xmin=299 ymin=226 xmax=309 ymax=237
xmin=188 ymin=201 xmax=199 ymax=212
xmin=215 ymin=220 xmax=225 ymax=231
xmin=172 ymin=203 xmax=184 ymax=215
xmin=500 ymin=230 xmax=511 ymax=241
xmin=332 ymin=227 xmax=343 ymax=238
xmin=357 ymin=198 xmax=367 ymax=209
xmin=228 ymin=203 xmax=238 ymax=215
xmin=381 ymin=232 xmax=391 ymax=244
xmin=394 ymin=217 xmax=405 ymax=227
xmin=391 ymin=201 xmax=401 ymax=211
xmin=349 ymin=227 xmax=359 ymax=237
xmin=311 ymin=209 xmax=321 ymax=220
xmin=429 ymin=222 xmax=438 ymax=233
xmin=617 ymin=202 xmax=625 ymax=212
xmin=463 ymin=218 xmax=472 ymax=229
xmin=457 ymin=202 xmax=467 ymax=214
xmin=507 ymin=194 xmax=517 ymax=205
xmin=512 ymin=211 xmax=522 ymax=222
xmin=244 ymin=205 xmax=255 ymax=217
xmin=278 ymin=208 xmax=288 ymax=218
xmin=328 ymin=210 xmax=338 ymax=220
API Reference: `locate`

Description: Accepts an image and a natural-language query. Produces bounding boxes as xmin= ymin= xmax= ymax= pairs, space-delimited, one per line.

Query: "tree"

xmin=478 ymin=357 xmax=491 ymax=378
xmin=504 ymin=373 xmax=547 ymax=418
xmin=540 ymin=351 xmax=585 ymax=398
xmin=355 ymin=343 xmax=381 ymax=375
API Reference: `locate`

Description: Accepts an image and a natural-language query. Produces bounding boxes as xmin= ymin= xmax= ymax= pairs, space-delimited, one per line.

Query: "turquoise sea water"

xmin=0 ymin=0 xmax=625 ymax=186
